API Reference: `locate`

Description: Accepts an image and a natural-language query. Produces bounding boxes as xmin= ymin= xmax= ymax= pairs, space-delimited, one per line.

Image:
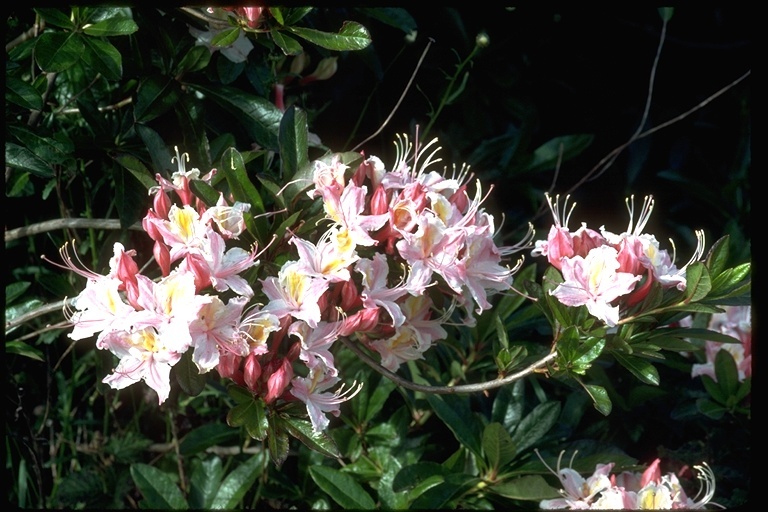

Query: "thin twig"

xmin=351 ymin=38 xmax=434 ymax=152
xmin=339 ymin=336 xmax=556 ymax=394
xmin=6 ymin=298 xmax=75 ymax=333
xmin=5 ymin=218 xmax=143 ymax=244
xmin=535 ymin=69 xmax=750 ymax=222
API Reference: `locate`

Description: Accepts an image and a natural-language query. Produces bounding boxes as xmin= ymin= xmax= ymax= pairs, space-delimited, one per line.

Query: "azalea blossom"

xmin=691 ymin=305 xmax=752 ymax=382
xmin=550 ymin=245 xmax=642 ymax=327
xmin=290 ymin=367 xmax=362 ymax=432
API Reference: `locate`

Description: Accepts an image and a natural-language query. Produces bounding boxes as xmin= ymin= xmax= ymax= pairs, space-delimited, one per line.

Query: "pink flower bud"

xmin=243 ymin=353 xmax=261 ymax=392
xmin=153 ymin=241 xmax=171 ymax=277
xmin=217 ymin=353 xmax=244 ymax=386
xmin=340 ymin=279 xmax=361 ymax=311
xmin=370 ymin=185 xmax=389 ymax=216
xmin=264 ymin=359 xmax=293 ymax=404
xmin=153 ymin=189 xmax=171 ymax=219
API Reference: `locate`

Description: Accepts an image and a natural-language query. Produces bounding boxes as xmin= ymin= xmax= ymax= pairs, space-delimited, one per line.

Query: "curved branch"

xmin=339 ymin=336 xmax=556 ymax=394
xmin=5 ymin=298 xmax=74 ymax=334
xmin=5 ymin=218 xmax=143 ymax=244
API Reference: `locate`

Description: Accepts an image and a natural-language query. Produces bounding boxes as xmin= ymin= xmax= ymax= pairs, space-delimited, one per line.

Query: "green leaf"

xmin=82 ymin=16 xmax=138 ymax=36
xmin=6 ymin=282 xmax=31 ymax=304
xmin=210 ymin=454 xmax=264 ymax=509
xmin=282 ymin=416 xmax=341 ymax=458
xmin=5 ymin=341 xmax=45 ymax=361
xmin=180 ymin=423 xmax=238 ymax=456
xmin=714 ymin=349 xmax=739 ymax=397
xmin=489 ymin=474 xmax=560 ymax=500
xmin=112 ymin=153 xmax=157 ymax=190
xmin=359 ymin=8 xmax=418 ymax=34
xmin=266 ymin=416 xmax=290 ymax=467
xmin=220 ymin=147 xmax=268 ymax=239
xmin=704 ymin=235 xmax=729 ymax=278
xmin=362 ymin=373 xmax=396 ymax=424
xmin=173 ymin=352 xmax=207 ymax=399
xmin=583 ymin=384 xmax=612 ymax=415
xmin=34 ymin=32 xmax=84 ymax=72
xmin=491 ymin=380 xmax=525 ymax=432
xmin=696 ymin=397 xmax=726 ymax=420
xmin=5 ymin=142 xmax=54 ymax=178
xmin=683 ymin=263 xmax=712 ymax=302
xmin=189 ymin=179 xmax=221 ymax=207
xmin=113 ymin=162 xmax=149 ymax=229
xmin=33 ymin=8 xmax=75 ymax=29
xmin=190 ymin=84 xmax=282 ymax=152
xmin=130 ymin=463 xmax=188 ymax=509
xmin=175 ymin=45 xmax=212 ymax=75
xmin=174 ymin=93 xmax=211 ymax=172
xmin=7 ymin=126 xmax=74 ymax=165
xmin=211 ymin=27 xmax=241 ymax=47
xmin=134 ymin=75 xmax=181 ymax=123
xmin=135 ymin=125 xmax=173 ymax=176
xmin=81 ymin=37 xmax=122 ymax=80
xmin=188 ymin=456 xmax=224 ymax=509
xmin=279 ymin=106 xmax=309 ymax=185
xmin=309 ymin=465 xmax=377 ymax=510
xmin=226 ymin=393 xmax=269 ymax=441
xmin=523 ymin=134 xmax=594 ymax=173
xmin=271 ymin=30 xmax=304 ymax=56
xmin=482 ymin=422 xmax=517 ymax=471
xmin=392 ymin=462 xmax=448 ymax=493
xmin=510 ymin=401 xmax=560 ymax=455
xmin=6 ymin=76 xmax=44 ymax=111
xmin=287 ymin=21 xmax=372 ymax=51
xmin=281 ymin=7 xmax=314 ymax=25
xmin=425 ymin=394 xmax=483 ymax=458
xmin=612 ymin=352 xmax=660 ymax=385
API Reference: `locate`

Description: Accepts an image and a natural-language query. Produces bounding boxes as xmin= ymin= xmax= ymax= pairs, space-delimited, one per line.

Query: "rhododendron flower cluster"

xmin=538 ymin=451 xmax=719 ymax=510
xmin=532 ymin=193 xmax=706 ymax=327
xmin=59 ymin=136 xmax=527 ymax=432
xmin=691 ymin=305 xmax=752 ymax=382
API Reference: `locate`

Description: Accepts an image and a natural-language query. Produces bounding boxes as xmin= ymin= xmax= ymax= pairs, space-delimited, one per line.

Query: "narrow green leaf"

xmin=6 ymin=282 xmax=31 ymax=304
xmin=391 ymin=462 xmax=447 ymax=492
xmin=180 ymin=423 xmax=239 ymax=456
xmin=491 ymin=380 xmax=525 ymax=432
xmin=683 ymin=263 xmax=712 ymax=302
xmin=221 ymin=147 xmax=268 ymax=239
xmin=612 ymin=352 xmax=660 ymax=385
xmin=271 ymin=30 xmax=303 ymax=56
xmin=704 ymin=235 xmax=729 ymax=278
xmin=176 ymin=45 xmax=212 ymax=75
xmin=173 ymin=351 xmax=207 ymax=397
xmin=188 ymin=456 xmax=224 ymax=509
xmin=583 ymin=384 xmax=612 ymax=415
xmin=211 ymin=27 xmax=241 ymax=48
xmin=489 ymin=474 xmax=560 ymax=500
xmin=658 ymin=7 xmax=674 ymax=22
xmin=282 ymin=416 xmax=341 ymax=458
xmin=81 ymin=37 xmax=122 ymax=80
xmin=359 ymin=8 xmax=418 ymax=34
xmin=6 ymin=76 xmax=44 ymax=111
xmin=696 ymin=397 xmax=726 ymax=420
xmin=482 ymin=422 xmax=517 ymax=471
xmin=510 ymin=401 xmax=560 ymax=454
xmin=113 ymin=161 xmax=149 ymax=229
xmin=5 ymin=142 xmax=54 ymax=178
xmin=191 ymin=84 xmax=282 ymax=152
xmin=266 ymin=419 xmax=290 ymax=467
xmin=130 ymin=463 xmax=188 ymax=509
xmin=173 ymin=93 xmax=212 ymax=172
xmin=82 ymin=16 xmax=138 ymax=36
xmin=278 ymin=106 xmax=309 ymax=181
xmin=5 ymin=341 xmax=45 ymax=362
xmin=287 ymin=21 xmax=372 ymax=51
xmin=700 ymin=375 xmax=727 ymax=404
xmin=226 ymin=395 xmax=268 ymax=441
xmin=134 ymin=75 xmax=181 ymax=123
xmin=33 ymin=8 xmax=75 ymax=29
xmin=714 ymin=349 xmax=739 ymax=397
xmin=34 ymin=32 xmax=84 ymax=72
xmin=210 ymin=454 xmax=264 ymax=509
xmin=112 ymin=153 xmax=157 ymax=190
xmin=281 ymin=7 xmax=314 ymax=25
xmin=524 ymin=134 xmax=594 ymax=173
xmin=425 ymin=394 xmax=483 ymax=458
xmin=7 ymin=126 xmax=73 ymax=165
xmin=135 ymin=125 xmax=173 ymax=176
xmin=363 ymin=374 xmax=396 ymax=423
xmin=309 ymin=465 xmax=376 ymax=510
xmin=189 ymin=179 xmax=221 ymax=207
